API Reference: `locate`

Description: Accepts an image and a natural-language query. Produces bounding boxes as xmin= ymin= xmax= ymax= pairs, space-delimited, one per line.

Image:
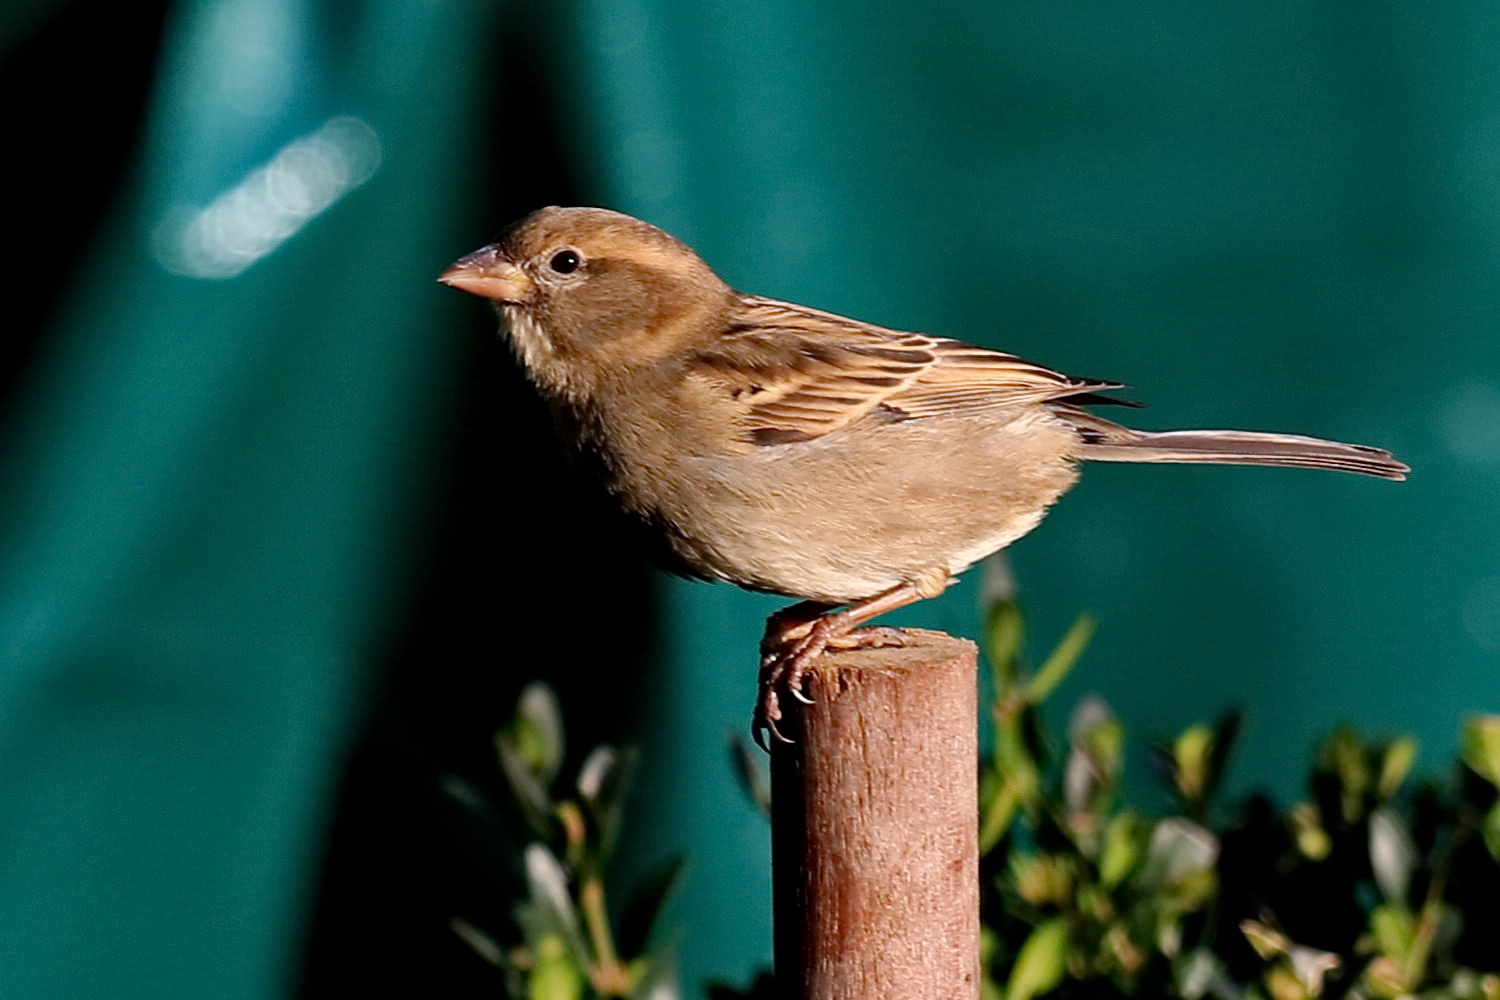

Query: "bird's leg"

xmin=754 ymin=573 xmax=951 ymax=748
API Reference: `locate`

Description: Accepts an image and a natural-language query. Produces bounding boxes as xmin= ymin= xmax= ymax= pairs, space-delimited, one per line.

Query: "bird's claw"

xmin=753 ymin=647 xmax=807 ymax=751
xmin=751 ymin=711 xmax=795 ymax=752
xmin=753 ymin=620 xmax=914 ymax=751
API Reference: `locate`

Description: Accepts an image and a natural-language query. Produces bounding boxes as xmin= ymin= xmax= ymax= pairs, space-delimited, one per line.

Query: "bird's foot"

xmin=752 ymin=614 xmax=911 ymax=750
xmin=829 ymin=626 xmax=908 ymax=652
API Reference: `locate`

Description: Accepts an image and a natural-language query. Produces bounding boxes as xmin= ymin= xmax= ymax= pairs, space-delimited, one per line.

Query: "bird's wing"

xmin=688 ymin=295 xmax=1124 ymax=446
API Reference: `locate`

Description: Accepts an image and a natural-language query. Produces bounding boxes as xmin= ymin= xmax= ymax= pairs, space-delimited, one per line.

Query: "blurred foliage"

xmin=975 ymin=598 xmax=1500 ymax=1000
xmin=450 ymin=682 xmax=685 ymax=1000
xmin=467 ymin=619 xmax=1500 ymax=1000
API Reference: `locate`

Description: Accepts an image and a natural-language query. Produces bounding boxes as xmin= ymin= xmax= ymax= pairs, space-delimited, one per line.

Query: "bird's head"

xmin=440 ymin=206 xmax=734 ymax=398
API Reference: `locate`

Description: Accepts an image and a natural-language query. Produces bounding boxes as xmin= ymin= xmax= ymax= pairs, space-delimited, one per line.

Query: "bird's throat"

xmin=499 ymin=304 xmax=578 ymax=397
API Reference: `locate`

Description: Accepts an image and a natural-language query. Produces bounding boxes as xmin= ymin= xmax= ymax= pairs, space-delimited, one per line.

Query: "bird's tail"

xmin=1067 ymin=411 xmax=1408 ymax=481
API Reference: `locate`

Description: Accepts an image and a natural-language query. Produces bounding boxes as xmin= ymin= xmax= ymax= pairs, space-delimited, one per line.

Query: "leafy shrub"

xmin=453 ymin=601 xmax=1500 ymax=1000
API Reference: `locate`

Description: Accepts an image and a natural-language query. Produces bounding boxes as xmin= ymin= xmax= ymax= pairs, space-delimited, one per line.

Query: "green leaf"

xmin=515 ymin=681 xmax=566 ymax=785
xmin=1139 ymin=818 xmax=1218 ymax=890
xmin=986 ymin=598 xmax=1025 ymax=695
xmin=1241 ymin=919 xmax=1290 ymax=960
xmin=578 ymin=744 xmax=640 ymax=864
xmin=980 ymin=925 xmax=1007 ymax=1000
xmin=1369 ymin=903 xmax=1415 ymax=962
xmin=1064 ymin=698 xmax=1121 ymax=821
xmin=498 ymin=734 xmax=554 ymax=839
xmin=1172 ymin=724 xmax=1214 ymax=804
xmin=1369 ymin=806 xmax=1416 ymax=904
xmin=1362 ymin=955 xmax=1407 ymax=999
xmin=530 ymin=933 xmax=585 ymax=1000
xmin=1024 ymin=613 xmax=1095 ymax=706
xmin=1006 ymin=918 xmax=1070 ymax=1000
xmin=1320 ymin=726 xmax=1372 ymax=824
xmin=979 ymin=779 xmax=1023 ymax=855
xmin=981 ymin=724 xmax=1040 ymax=853
xmin=1462 ymin=715 xmax=1500 ymax=788
xmin=1287 ymin=802 xmax=1331 ymax=861
xmin=1483 ymin=802 xmax=1500 ymax=861
xmin=449 ymin=917 xmax=506 ymax=968
xmin=728 ymin=732 xmax=772 ymax=818
xmin=520 ymin=843 xmax=589 ymax=961
xmin=1376 ymin=737 xmax=1418 ymax=800
xmin=1100 ymin=811 xmax=1143 ymax=889
xmin=1009 ymin=852 xmax=1074 ymax=907
xmin=1175 ymin=947 xmax=1225 ymax=1000
xmin=1286 ymin=946 xmax=1340 ymax=997
xmin=496 ymin=682 xmax=569 ymax=838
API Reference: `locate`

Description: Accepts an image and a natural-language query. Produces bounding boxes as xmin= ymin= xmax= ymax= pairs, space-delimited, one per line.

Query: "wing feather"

xmin=687 ymin=295 xmax=1123 ymax=446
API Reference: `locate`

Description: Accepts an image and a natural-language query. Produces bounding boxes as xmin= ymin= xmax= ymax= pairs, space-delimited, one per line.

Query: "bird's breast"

xmin=568 ymin=396 xmax=1082 ymax=604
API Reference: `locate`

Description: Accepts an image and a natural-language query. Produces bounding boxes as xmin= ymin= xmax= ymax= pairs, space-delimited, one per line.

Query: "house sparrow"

xmin=440 ymin=206 xmax=1408 ymax=745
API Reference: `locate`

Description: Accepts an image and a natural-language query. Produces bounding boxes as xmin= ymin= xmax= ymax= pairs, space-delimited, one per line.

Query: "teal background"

xmin=1 ymin=1 xmax=1493 ymax=997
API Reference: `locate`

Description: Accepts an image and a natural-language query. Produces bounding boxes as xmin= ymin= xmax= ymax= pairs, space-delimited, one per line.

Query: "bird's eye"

xmin=548 ymin=249 xmax=582 ymax=274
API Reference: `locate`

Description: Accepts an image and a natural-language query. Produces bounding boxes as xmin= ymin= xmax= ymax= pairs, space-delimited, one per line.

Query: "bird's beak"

xmin=438 ymin=245 xmax=536 ymax=303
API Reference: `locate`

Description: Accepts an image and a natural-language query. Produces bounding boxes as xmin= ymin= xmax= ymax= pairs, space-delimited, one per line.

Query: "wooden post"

xmin=770 ymin=629 xmax=979 ymax=1000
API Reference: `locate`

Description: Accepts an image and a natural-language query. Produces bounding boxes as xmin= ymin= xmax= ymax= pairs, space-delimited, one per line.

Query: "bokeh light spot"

xmin=154 ymin=116 xmax=381 ymax=280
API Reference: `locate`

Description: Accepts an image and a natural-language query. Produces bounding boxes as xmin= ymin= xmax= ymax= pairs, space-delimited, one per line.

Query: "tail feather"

xmin=1077 ymin=427 xmax=1409 ymax=481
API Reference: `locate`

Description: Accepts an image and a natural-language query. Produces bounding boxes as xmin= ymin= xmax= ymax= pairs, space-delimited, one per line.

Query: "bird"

xmin=439 ymin=206 xmax=1408 ymax=746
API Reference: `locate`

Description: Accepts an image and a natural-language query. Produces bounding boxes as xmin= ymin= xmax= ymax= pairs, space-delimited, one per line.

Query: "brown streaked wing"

xmin=688 ymin=296 xmax=1125 ymax=446
xmin=880 ymin=338 xmax=1126 ymax=420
